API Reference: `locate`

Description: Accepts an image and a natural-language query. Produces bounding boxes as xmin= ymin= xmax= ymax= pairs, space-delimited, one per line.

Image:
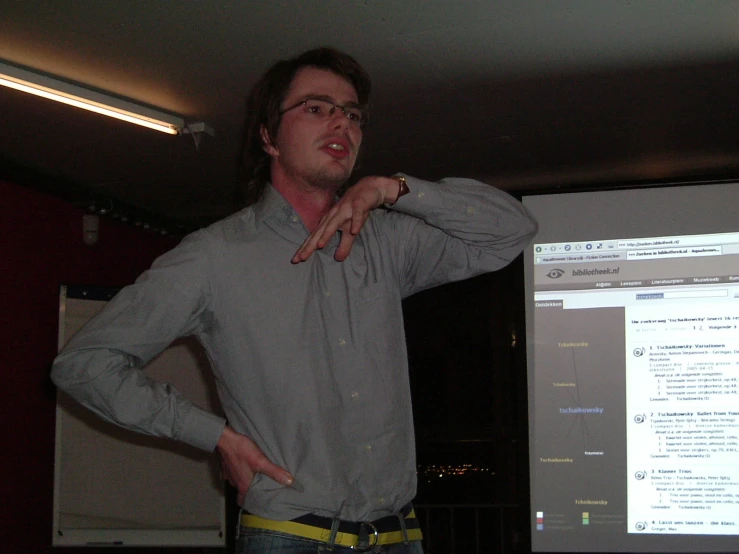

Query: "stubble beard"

xmin=275 ymin=145 xmax=356 ymax=193
xmin=283 ymin=153 xmax=353 ymax=192
xmin=306 ymin=164 xmax=351 ymax=191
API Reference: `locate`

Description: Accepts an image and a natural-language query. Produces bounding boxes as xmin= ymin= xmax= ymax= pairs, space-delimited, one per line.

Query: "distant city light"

xmin=418 ymin=464 xmax=496 ymax=483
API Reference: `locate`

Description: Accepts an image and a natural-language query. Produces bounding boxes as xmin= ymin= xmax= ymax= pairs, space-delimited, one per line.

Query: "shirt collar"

xmin=251 ymin=181 xmax=350 ymax=250
xmin=253 ymin=183 xmax=290 ymax=227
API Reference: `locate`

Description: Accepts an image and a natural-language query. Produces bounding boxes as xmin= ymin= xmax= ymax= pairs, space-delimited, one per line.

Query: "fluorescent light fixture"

xmin=0 ymin=61 xmax=185 ymax=134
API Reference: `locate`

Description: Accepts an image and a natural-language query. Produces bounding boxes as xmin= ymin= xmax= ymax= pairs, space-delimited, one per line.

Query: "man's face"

xmin=263 ymin=67 xmax=363 ymax=191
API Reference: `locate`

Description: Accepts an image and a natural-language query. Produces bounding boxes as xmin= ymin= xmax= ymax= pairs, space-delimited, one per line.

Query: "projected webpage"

xmin=531 ymin=232 xmax=739 ymax=552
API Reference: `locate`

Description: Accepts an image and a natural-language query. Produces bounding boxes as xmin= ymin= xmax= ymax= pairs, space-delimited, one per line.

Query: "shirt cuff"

xmin=178 ymin=404 xmax=227 ymax=452
xmin=386 ymin=174 xmax=441 ymax=211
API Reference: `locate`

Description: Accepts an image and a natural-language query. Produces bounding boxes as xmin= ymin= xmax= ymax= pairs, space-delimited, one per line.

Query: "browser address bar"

xmin=618 ymin=232 xmax=739 ymax=249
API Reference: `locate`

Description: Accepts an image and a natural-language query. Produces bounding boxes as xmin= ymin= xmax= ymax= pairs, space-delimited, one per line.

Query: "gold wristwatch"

xmin=393 ymin=174 xmax=410 ymax=204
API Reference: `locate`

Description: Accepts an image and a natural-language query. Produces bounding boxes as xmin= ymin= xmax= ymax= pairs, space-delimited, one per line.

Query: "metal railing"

xmin=414 ymin=504 xmax=520 ymax=554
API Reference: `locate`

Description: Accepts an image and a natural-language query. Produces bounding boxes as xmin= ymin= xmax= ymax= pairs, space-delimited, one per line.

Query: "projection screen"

xmin=523 ymin=181 xmax=739 ymax=553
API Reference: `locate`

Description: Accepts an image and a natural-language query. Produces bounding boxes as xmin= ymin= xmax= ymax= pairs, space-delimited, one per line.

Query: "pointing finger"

xmin=334 ymin=231 xmax=358 ymax=262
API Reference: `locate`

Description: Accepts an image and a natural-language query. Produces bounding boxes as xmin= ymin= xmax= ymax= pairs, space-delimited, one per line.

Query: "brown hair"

xmin=238 ymin=47 xmax=371 ymax=206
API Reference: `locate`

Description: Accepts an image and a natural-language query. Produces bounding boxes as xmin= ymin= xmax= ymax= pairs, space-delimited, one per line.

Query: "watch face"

xmin=397 ymin=176 xmax=409 ymax=198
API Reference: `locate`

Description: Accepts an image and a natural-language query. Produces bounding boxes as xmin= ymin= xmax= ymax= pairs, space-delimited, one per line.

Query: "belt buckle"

xmin=350 ymin=521 xmax=379 ymax=552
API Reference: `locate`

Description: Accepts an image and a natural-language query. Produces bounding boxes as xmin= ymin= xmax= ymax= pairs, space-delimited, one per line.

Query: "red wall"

xmin=0 ymin=180 xmax=179 ymax=551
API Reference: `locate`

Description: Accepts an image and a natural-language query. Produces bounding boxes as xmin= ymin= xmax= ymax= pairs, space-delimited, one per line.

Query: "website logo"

xmin=572 ymin=267 xmax=620 ymax=277
xmin=546 ymin=268 xmax=565 ymax=279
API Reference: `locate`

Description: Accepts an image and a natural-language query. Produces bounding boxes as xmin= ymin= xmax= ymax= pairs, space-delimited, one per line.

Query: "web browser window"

xmin=527 ymin=223 xmax=739 ymax=552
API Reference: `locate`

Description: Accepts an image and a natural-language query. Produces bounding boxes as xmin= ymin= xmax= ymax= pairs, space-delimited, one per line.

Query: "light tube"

xmin=0 ymin=61 xmax=184 ymax=135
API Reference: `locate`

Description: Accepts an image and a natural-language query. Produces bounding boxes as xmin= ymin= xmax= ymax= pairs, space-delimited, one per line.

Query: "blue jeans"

xmin=237 ymin=529 xmax=425 ymax=554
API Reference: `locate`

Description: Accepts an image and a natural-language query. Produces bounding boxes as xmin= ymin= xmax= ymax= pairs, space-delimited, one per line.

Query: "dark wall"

xmin=0 ymin=179 xmax=178 ymax=552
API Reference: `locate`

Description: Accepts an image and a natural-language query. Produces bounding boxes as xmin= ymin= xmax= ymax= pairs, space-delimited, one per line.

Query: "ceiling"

xmin=2 ymin=1 xmax=739 ymax=232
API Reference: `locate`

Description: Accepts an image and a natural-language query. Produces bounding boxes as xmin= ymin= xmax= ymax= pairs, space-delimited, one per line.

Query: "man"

xmin=52 ymin=48 xmax=537 ymax=553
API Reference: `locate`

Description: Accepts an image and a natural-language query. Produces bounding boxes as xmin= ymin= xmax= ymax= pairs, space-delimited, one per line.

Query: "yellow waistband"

xmin=241 ymin=511 xmax=423 ymax=548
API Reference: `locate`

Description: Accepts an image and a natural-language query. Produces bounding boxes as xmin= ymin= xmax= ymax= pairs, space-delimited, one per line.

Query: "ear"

xmin=260 ymin=125 xmax=279 ymax=157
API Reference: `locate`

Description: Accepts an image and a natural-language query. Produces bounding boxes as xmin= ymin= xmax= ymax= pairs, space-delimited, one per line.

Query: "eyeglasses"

xmin=279 ymin=97 xmax=368 ymax=127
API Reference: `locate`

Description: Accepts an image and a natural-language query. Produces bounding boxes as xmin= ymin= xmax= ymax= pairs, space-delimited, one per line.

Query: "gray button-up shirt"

xmin=51 ymin=175 xmax=537 ymax=522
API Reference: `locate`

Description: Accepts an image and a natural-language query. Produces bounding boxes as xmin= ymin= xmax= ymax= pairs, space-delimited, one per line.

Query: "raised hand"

xmin=292 ymin=176 xmax=399 ymax=263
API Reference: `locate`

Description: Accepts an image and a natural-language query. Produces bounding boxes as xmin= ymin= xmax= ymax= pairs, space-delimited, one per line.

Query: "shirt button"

xmin=364 ymin=444 xmax=372 ymax=453
xmin=378 ymin=497 xmax=385 ymax=504
xmin=350 ymin=391 xmax=359 ymax=401
xmin=338 ymin=338 xmax=346 ymax=346
xmin=466 ymin=206 xmax=476 ymax=214
xmin=291 ymin=215 xmax=299 ymax=223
